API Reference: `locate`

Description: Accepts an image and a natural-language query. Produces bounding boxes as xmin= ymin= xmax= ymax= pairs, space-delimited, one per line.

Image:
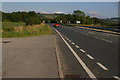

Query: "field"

xmin=2 ymin=22 xmax=25 ymax=27
xmin=2 ymin=22 xmax=52 ymax=38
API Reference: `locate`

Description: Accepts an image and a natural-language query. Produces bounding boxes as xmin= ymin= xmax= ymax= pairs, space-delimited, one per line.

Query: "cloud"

xmin=87 ymin=11 xmax=106 ymax=18
xmin=53 ymin=11 xmax=64 ymax=14
xmin=37 ymin=10 xmax=49 ymax=14
xmin=87 ymin=12 xmax=100 ymax=17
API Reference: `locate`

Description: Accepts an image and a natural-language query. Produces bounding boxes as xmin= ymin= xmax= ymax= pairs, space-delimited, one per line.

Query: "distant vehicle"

xmin=53 ymin=23 xmax=59 ymax=27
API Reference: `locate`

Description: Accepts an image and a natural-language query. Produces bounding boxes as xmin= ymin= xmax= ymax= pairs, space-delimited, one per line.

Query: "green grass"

xmin=2 ymin=22 xmax=25 ymax=27
xmin=2 ymin=22 xmax=52 ymax=38
xmin=2 ymin=22 xmax=25 ymax=31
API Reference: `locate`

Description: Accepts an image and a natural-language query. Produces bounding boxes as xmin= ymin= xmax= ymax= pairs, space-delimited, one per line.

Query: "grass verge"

xmin=65 ymin=24 xmax=119 ymax=29
xmin=2 ymin=22 xmax=52 ymax=38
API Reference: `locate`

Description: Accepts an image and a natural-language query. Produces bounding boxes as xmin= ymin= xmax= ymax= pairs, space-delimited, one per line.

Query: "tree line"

xmin=2 ymin=11 xmax=41 ymax=25
xmin=1 ymin=10 xmax=118 ymax=26
xmin=41 ymin=10 xmax=118 ymax=26
xmin=54 ymin=10 xmax=118 ymax=26
xmin=54 ymin=10 xmax=92 ymax=24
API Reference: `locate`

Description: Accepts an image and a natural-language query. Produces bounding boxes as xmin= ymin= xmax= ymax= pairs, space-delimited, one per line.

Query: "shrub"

xmin=25 ymin=17 xmax=41 ymax=25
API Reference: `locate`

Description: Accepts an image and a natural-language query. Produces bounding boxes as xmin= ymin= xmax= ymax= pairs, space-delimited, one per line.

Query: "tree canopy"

xmin=2 ymin=11 xmax=41 ymax=25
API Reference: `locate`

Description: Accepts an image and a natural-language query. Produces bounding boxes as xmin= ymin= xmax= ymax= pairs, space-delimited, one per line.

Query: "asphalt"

xmin=2 ymin=24 xmax=119 ymax=79
xmin=2 ymin=35 xmax=59 ymax=78
xmin=53 ymin=29 xmax=90 ymax=79
xmin=49 ymin=23 xmax=119 ymax=79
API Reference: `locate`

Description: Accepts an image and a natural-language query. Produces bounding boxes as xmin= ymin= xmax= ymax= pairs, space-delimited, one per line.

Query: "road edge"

xmin=73 ymin=26 xmax=120 ymax=35
xmin=53 ymin=34 xmax=64 ymax=79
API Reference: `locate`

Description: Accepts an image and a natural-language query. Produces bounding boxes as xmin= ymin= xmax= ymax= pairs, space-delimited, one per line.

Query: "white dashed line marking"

xmin=88 ymin=32 xmax=95 ymax=34
xmin=71 ymin=42 xmax=75 ymax=45
xmin=102 ymin=34 xmax=110 ymax=37
xmin=68 ymin=40 xmax=71 ymax=42
xmin=96 ymin=62 xmax=108 ymax=71
xmin=86 ymin=54 xmax=94 ymax=60
xmin=108 ymin=34 xmax=119 ymax=37
xmin=113 ymin=76 xmax=120 ymax=80
xmin=94 ymin=37 xmax=112 ymax=43
xmin=80 ymin=49 xmax=86 ymax=53
xmin=53 ymin=27 xmax=97 ymax=79
xmin=66 ymin=38 xmax=69 ymax=40
xmin=81 ymin=33 xmax=89 ymax=36
xmin=75 ymin=45 xmax=79 ymax=48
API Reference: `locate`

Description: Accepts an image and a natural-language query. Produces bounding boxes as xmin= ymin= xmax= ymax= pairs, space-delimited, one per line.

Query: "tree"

xmin=55 ymin=15 xmax=66 ymax=23
xmin=65 ymin=14 xmax=75 ymax=23
xmin=28 ymin=11 xmax=37 ymax=17
xmin=2 ymin=11 xmax=42 ymax=25
xmin=85 ymin=16 xmax=92 ymax=24
xmin=25 ymin=17 xmax=41 ymax=25
xmin=91 ymin=17 xmax=100 ymax=25
xmin=73 ymin=10 xmax=86 ymax=24
xmin=73 ymin=10 xmax=85 ymax=17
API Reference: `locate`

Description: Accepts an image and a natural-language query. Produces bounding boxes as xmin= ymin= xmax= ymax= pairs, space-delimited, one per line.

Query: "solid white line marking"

xmin=53 ymin=27 xmax=97 ymax=79
xmin=80 ymin=49 xmax=86 ymax=53
xmin=75 ymin=45 xmax=79 ymax=48
xmin=96 ymin=62 xmax=108 ymax=71
xmin=94 ymin=37 xmax=112 ymax=43
xmin=113 ymin=76 xmax=120 ymax=80
xmin=71 ymin=42 xmax=75 ymax=45
xmin=86 ymin=54 xmax=94 ymax=60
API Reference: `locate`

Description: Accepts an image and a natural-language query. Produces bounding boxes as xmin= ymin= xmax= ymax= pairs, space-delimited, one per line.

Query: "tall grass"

xmin=2 ymin=22 xmax=52 ymax=38
xmin=2 ymin=22 xmax=25 ymax=32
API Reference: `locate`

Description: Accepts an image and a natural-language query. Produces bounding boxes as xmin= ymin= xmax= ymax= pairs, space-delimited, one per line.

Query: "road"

xmin=49 ymin=24 xmax=119 ymax=79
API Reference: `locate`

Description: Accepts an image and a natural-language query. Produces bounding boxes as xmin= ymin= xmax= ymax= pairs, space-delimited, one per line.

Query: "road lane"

xmin=53 ymin=27 xmax=97 ymax=79
xmin=67 ymin=26 xmax=118 ymax=44
xmin=49 ymin=24 xmax=118 ymax=79
xmin=53 ymin=28 xmax=91 ymax=78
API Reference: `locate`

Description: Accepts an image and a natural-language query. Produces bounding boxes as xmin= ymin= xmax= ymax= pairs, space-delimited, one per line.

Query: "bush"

xmin=25 ymin=17 xmax=41 ymax=25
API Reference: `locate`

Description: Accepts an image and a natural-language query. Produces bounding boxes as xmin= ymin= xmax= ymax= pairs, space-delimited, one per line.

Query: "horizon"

xmin=1 ymin=10 xmax=119 ymax=19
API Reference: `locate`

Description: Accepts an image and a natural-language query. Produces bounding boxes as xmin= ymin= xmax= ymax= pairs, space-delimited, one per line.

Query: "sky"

xmin=2 ymin=2 xmax=118 ymax=18
xmin=1 ymin=0 xmax=120 ymax=2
